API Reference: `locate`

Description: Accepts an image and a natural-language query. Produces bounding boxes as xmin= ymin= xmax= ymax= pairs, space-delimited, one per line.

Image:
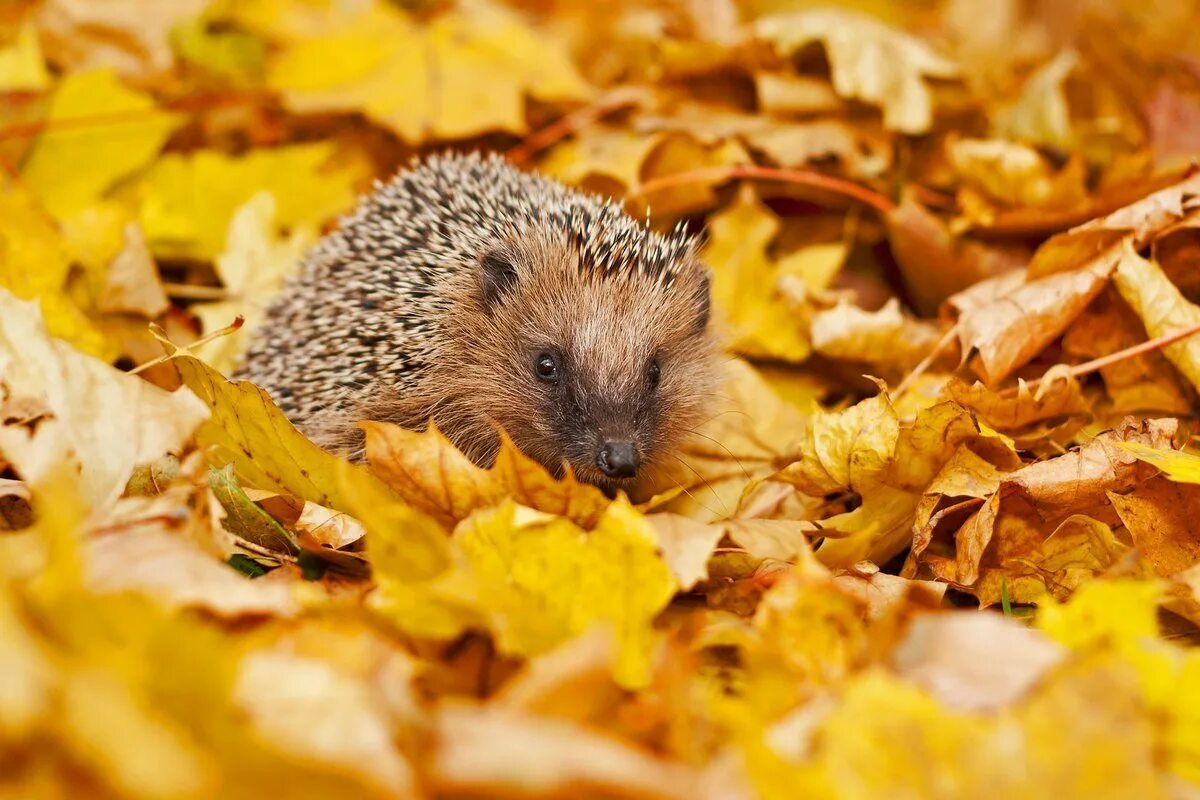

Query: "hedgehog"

xmin=237 ymin=151 xmax=718 ymax=489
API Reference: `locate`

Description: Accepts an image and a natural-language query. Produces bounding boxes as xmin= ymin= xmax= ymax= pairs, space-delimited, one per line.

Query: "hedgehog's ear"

xmin=691 ymin=270 xmax=711 ymax=334
xmin=477 ymin=249 xmax=519 ymax=309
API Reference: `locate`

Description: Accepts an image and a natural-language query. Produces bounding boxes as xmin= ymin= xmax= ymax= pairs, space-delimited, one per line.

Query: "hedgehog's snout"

xmin=596 ymin=439 xmax=638 ymax=479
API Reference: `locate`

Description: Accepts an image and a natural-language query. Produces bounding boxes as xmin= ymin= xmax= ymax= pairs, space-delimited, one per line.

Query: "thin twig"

xmin=1001 ymin=319 xmax=1200 ymax=396
xmin=894 ymin=323 xmax=960 ymax=398
xmin=129 ymin=316 xmax=244 ymax=375
xmin=626 ymin=164 xmax=897 ymax=215
xmin=162 ymin=282 xmax=231 ymax=301
xmin=506 ymin=87 xmax=645 ymax=166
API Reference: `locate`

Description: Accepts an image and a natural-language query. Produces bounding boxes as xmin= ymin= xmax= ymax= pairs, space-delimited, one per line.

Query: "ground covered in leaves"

xmin=5 ymin=0 xmax=1200 ymax=797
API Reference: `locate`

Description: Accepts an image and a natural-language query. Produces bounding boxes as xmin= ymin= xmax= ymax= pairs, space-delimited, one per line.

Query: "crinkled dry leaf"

xmin=955 ymin=261 xmax=1113 ymax=386
xmin=1029 ymin=170 xmax=1200 ymax=279
xmin=362 ymin=421 xmax=610 ymax=529
xmin=1113 ymin=241 xmax=1200 ymax=394
xmin=0 ymin=292 xmax=207 ymax=507
xmin=809 ymin=298 xmax=941 ymax=372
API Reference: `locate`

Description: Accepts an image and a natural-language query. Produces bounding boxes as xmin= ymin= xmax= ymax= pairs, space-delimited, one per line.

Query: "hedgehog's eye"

xmin=647 ymin=358 xmax=661 ymax=390
xmin=535 ymin=352 xmax=561 ymax=383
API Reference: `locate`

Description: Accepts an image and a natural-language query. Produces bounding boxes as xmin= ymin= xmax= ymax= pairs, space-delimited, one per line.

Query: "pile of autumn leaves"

xmin=7 ymin=0 xmax=1200 ymax=797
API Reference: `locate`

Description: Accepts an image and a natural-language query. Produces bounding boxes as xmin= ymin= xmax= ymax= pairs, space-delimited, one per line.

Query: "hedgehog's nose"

xmin=597 ymin=440 xmax=638 ymax=479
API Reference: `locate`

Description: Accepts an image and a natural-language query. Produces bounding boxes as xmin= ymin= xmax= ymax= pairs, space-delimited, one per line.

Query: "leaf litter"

xmin=5 ymin=0 xmax=1200 ymax=796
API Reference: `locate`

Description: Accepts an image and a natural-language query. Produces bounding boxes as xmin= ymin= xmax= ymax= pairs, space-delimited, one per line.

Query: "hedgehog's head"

xmin=437 ymin=219 xmax=718 ymax=492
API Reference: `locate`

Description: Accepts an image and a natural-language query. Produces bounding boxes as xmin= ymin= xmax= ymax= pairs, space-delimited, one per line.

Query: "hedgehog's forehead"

xmin=510 ymin=202 xmax=697 ymax=287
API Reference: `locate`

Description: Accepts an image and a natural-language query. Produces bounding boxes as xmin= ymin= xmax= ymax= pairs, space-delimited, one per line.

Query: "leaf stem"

xmin=894 ymin=323 xmax=960 ymax=398
xmin=129 ymin=315 xmax=244 ymax=376
xmin=506 ymin=87 xmax=645 ymax=166
xmin=627 ymin=164 xmax=897 ymax=214
xmin=1002 ymin=318 xmax=1200 ymax=396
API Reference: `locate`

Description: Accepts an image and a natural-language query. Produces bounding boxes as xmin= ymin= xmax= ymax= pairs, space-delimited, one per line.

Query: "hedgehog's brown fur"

xmin=238 ymin=152 xmax=718 ymax=488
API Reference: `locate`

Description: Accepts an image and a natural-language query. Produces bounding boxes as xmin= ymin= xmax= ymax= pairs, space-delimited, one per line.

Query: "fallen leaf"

xmin=21 ymin=69 xmax=178 ymax=219
xmin=1113 ymin=241 xmax=1200 ymax=393
xmin=95 ymin=221 xmax=169 ymax=318
xmin=809 ymin=298 xmax=941 ymax=372
xmin=647 ymin=513 xmax=726 ymax=589
xmin=0 ymin=291 xmax=207 ymax=507
xmin=234 ymin=648 xmax=416 ymax=795
xmin=192 ymin=191 xmax=313 ymax=372
xmin=137 ymin=143 xmax=366 ymax=260
xmin=1108 ymin=477 xmax=1200 ymax=578
xmin=0 ymin=20 xmax=50 ymax=91
xmin=209 ymin=465 xmax=297 ymax=554
xmin=264 ymin=0 xmax=590 ymax=142
xmin=702 ymin=189 xmax=811 ymax=362
xmin=755 ymin=9 xmax=960 ymax=134
xmin=165 ymin=348 xmax=394 ymax=515
xmin=954 ymin=261 xmax=1113 ymax=386
xmin=890 ymin=612 xmax=1067 ymax=712
xmin=1028 ymin=170 xmax=1200 ymax=279
xmin=432 ymin=705 xmax=700 ymax=800
xmin=362 ymin=421 xmax=610 ymax=529
xmin=85 ymin=527 xmax=297 ymax=617
xmin=886 ymin=193 xmax=1027 ymax=315
xmin=37 ymin=0 xmax=209 ymax=78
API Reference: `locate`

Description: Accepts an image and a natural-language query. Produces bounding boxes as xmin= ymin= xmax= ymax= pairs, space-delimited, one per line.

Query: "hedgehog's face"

xmin=447 ymin=232 xmax=719 ymax=492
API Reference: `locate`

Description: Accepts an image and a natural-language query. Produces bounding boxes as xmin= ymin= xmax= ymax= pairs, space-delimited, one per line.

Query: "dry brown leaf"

xmin=1109 ymin=477 xmax=1200 ymax=578
xmin=1062 ymin=287 xmax=1192 ymax=416
xmin=887 ymin=193 xmax=1028 ymax=316
xmin=362 ymin=422 xmax=610 ymax=530
xmin=945 ymin=375 xmax=1092 ymax=447
xmin=1028 ymin=170 xmax=1200 ymax=279
xmin=953 ymin=262 xmax=1113 ymax=386
xmin=809 ymin=298 xmax=942 ymax=372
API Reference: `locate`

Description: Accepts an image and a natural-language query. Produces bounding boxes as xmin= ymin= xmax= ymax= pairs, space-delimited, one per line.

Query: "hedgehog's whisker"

xmin=668 ymin=452 xmax=727 ymax=517
xmin=683 ymin=427 xmax=752 ymax=481
xmin=664 ymin=456 xmax=722 ymax=519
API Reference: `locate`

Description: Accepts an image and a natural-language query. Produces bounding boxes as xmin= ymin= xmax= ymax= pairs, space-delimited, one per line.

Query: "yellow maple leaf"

xmin=0 ymin=20 xmax=50 ymax=91
xmin=137 ymin=142 xmax=366 ymax=260
xmin=21 ymin=69 xmax=178 ymax=219
xmin=163 ymin=348 xmax=394 ymax=515
xmin=262 ymin=0 xmax=590 ymax=142
xmin=702 ymin=190 xmax=811 ymax=362
xmin=374 ymin=499 xmax=676 ymax=688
